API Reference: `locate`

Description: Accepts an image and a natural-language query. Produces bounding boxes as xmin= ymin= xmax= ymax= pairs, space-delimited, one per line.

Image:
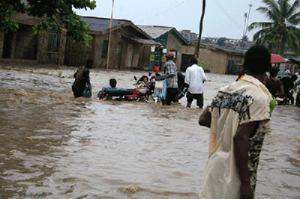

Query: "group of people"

xmin=264 ymin=68 xmax=300 ymax=106
xmin=71 ymin=46 xmax=296 ymax=198
xmin=162 ymin=52 xmax=207 ymax=107
xmin=71 ymin=52 xmax=208 ymax=109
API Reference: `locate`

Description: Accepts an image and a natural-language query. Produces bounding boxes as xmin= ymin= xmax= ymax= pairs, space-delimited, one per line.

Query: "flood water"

xmin=0 ymin=63 xmax=299 ymax=199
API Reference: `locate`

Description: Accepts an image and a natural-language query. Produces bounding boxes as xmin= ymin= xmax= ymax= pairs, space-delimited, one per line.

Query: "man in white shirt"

xmin=184 ymin=58 xmax=207 ymax=108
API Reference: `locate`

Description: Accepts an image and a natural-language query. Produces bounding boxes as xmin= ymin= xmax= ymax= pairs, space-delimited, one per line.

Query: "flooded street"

xmin=0 ymin=63 xmax=299 ymax=199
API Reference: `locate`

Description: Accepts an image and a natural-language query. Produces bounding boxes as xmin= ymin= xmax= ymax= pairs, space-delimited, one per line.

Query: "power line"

xmin=214 ymin=0 xmax=244 ymax=31
xmin=137 ymin=0 xmax=191 ymax=23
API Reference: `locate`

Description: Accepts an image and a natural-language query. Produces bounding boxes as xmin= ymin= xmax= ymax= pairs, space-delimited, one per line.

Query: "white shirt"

xmin=184 ymin=64 xmax=207 ymax=94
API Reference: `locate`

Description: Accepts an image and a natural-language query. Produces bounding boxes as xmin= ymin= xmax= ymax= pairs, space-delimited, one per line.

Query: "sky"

xmin=75 ymin=0 xmax=270 ymax=41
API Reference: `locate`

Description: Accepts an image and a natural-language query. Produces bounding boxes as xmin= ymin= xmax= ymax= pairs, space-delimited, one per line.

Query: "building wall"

xmin=0 ymin=32 xmax=4 ymax=59
xmin=181 ymin=45 xmax=196 ymax=55
xmin=1 ymin=13 xmax=66 ymax=65
xmin=227 ymin=54 xmax=244 ymax=74
xmin=198 ymin=47 xmax=245 ymax=74
xmin=167 ymin=32 xmax=184 ymax=70
xmin=65 ymin=26 xmax=151 ymax=70
xmin=64 ymin=33 xmax=94 ymax=66
xmin=198 ymin=48 xmax=228 ymax=74
xmin=138 ymin=45 xmax=151 ymax=69
xmin=14 ymin=24 xmax=37 ymax=60
xmin=36 ymin=30 xmax=66 ymax=65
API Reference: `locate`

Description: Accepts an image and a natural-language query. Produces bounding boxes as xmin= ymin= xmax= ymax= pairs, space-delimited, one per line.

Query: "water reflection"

xmin=0 ymin=64 xmax=299 ymax=198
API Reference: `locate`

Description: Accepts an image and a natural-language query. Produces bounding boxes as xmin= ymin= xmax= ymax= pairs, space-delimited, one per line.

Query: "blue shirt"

xmin=98 ymin=85 xmax=122 ymax=99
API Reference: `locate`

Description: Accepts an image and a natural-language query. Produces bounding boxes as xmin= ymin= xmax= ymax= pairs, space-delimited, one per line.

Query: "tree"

xmin=248 ymin=0 xmax=300 ymax=55
xmin=217 ymin=37 xmax=227 ymax=46
xmin=241 ymin=35 xmax=249 ymax=42
xmin=0 ymin=0 xmax=96 ymax=46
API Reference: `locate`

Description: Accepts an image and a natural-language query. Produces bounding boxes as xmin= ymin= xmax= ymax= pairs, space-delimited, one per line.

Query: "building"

xmin=65 ymin=17 xmax=161 ymax=69
xmin=0 ymin=12 xmax=67 ymax=65
xmin=201 ymin=37 xmax=253 ymax=51
xmin=138 ymin=25 xmax=190 ymax=71
xmin=180 ymin=30 xmax=198 ymax=44
xmin=198 ymin=44 xmax=245 ymax=74
xmin=0 ymin=14 xmax=161 ymax=69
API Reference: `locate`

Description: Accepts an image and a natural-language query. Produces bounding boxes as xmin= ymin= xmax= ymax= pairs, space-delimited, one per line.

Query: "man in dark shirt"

xmin=72 ymin=59 xmax=93 ymax=98
xmin=265 ymin=67 xmax=284 ymax=98
xmin=280 ymin=73 xmax=297 ymax=104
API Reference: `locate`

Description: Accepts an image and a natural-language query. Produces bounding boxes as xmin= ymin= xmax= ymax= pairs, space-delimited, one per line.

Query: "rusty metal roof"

xmin=80 ymin=16 xmax=130 ymax=32
xmin=80 ymin=16 xmax=153 ymax=39
xmin=122 ymin=35 xmax=161 ymax=46
xmin=138 ymin=25 xmax=189 ymax=45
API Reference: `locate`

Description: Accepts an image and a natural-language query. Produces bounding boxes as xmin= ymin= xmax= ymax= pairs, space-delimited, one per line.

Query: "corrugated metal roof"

xmin=138 ymin=25 xmax=189 ymax=45
xmin=137 ymin=25 xmax=173 ymax=39
xmin=122 ymin=35 xmax=161 ymax=46
xmin=81 ymin=16 xmax=130 ymax=32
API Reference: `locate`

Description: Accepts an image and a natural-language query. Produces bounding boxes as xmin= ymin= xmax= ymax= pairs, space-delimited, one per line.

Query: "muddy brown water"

xmin=0 ymin=64 xmax=299 ymax=199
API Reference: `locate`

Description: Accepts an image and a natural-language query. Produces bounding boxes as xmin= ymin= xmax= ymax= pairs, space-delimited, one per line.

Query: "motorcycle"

xmin=100 ymin=72 xmax=187 ymax=102
xmin=100 ymin=73 xmax=155 ymax=101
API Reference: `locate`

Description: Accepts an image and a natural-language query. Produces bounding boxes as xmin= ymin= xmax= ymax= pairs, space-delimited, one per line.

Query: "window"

xmin=102 ymin=40 xmax=109 ymax=58
xmin=47 ymin=34 xmax=61 ymax=53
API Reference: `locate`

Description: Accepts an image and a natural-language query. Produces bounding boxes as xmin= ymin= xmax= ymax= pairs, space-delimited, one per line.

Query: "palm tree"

xmin=248 ymin=0 xmax=300 ymax=55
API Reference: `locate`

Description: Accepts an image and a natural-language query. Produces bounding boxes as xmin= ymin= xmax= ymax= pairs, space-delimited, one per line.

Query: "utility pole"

xmin=196 ymin=0 xmax=206 ymax=59
xmin=106 ymin=0 xmax=114 ymax=70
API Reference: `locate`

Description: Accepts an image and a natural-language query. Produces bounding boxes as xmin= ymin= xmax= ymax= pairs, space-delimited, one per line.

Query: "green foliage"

xmin=283 ymin=52 xmax=297 ymax=58
xmin=0 ymin=0 xmax=96 ymax=46
xmin=241 ymin=35 xmax=249 ymax=42
xmin=198 ymin=59 xmax=210 ymax=70
xmin=248 ymin=0 xmax=300 ymax=55
xmin=58 ymin=71 xmax=74 ymax=78
xmin=217 ymin=37 xmax=227 ymax=46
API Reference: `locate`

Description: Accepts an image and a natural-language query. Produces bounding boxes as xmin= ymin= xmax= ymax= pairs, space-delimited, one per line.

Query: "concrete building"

xmin=180 ymin=30 xmax=198 ymax=44
xmin=66 ymin=17 xmax=161 ymax=69
xmin=201 ymin=37 xmax=254 ymax=51
xmin=137 ymin=25 xmax=190 ymax=71
xmin=0 ymin=13 xmax=67 ymax=65
xmin=198 ymin=44 xmax=245 ymax=74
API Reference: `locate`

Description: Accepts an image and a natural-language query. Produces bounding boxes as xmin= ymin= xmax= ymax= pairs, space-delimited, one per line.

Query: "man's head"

xmin=86 ymin=59 xmax=94 ymax=69
xmin=189 ymin=58 xmax=198 ymax=66
xmin=166 ymin=52 xmax=174 ymax=61
xmin=284 ymin=70 xmax=291 ymax=76
xmin=110 ymin=78 xmax=117 ymax=88
xmin=291 ymin=74 xmax=298 ymax=82
xmin=269 ymin=67 xmax=279 ymax=78
xmin=243 ymin=45 xmax=271 ymax=75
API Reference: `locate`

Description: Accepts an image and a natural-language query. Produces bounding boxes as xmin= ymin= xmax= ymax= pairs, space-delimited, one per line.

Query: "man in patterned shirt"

xmin=163 ymin=52 xmax=178 ymax=105
xmin=198 ymin=45 xmax=273 ymax=199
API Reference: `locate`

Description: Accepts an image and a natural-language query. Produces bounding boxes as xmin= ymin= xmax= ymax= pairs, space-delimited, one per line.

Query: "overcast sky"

xmin=75 ymin=0 xmax=272 ymax=41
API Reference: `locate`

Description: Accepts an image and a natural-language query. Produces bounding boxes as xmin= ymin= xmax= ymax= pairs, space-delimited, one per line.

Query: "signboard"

xmin=150 ymin=55 xmax=155 ymax=61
